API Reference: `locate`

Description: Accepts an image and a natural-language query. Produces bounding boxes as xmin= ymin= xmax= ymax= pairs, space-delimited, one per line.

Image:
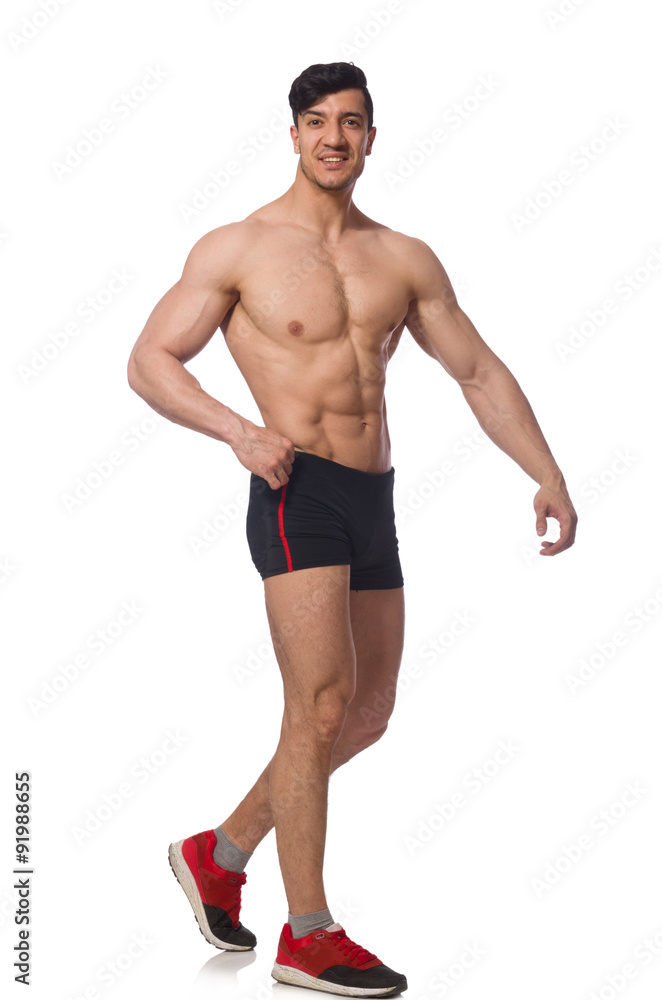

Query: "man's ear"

xmin=366 ymin=125 xmax=377 ymax=155
xmin=290 ymin=124 xmax=300 ymax=154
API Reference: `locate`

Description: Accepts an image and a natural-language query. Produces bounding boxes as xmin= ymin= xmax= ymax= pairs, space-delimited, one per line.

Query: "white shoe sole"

xmin=271 ymin=962 xmax=403 ymax=997
xmin=168 ymin=839 xmax=253 ymax=951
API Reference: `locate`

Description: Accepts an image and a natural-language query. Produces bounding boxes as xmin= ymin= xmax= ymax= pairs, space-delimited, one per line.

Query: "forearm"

xmin=127 ymin=346 xmax=245 ymax=448
xmin=460 ymin=361 xmax=564 ymax=487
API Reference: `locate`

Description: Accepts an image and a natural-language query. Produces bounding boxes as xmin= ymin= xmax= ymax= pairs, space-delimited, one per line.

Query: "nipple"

xmin=288 ymin=321 xmax=304 ymax=337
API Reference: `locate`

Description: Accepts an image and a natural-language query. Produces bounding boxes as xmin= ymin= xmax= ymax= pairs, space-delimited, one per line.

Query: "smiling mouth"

xmin=319 ymin=156 xmax=348 ymax=163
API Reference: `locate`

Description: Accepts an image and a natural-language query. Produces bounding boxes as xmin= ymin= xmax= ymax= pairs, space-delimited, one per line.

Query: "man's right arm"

xmin=127 ymin=224 xmax=295 ymax=488
xmin=127 ymin=225 xmax=246 ymax=447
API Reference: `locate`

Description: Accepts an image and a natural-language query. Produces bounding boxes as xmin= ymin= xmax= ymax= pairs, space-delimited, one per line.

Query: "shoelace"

xmin=224 ymin=871 xmax=247 ymax=924
xmin=329 ymin=928 xmax=377 ymax=964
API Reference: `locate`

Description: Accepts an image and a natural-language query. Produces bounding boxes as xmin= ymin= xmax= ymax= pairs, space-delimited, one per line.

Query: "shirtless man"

xmin=127 ymin=61 xmax=577 ymax=996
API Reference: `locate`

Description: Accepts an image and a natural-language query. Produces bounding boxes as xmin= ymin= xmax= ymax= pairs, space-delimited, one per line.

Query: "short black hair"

xmin=289 ymin=62 xmax=374 ymax=130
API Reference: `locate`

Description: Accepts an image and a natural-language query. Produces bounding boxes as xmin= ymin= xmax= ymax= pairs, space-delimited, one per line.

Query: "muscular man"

xmin=127 ymin=62 xmax=577 ymax=996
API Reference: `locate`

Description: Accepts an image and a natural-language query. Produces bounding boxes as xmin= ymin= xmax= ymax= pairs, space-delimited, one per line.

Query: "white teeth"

xmin=322 ymin=157 xmax=344 ymax=162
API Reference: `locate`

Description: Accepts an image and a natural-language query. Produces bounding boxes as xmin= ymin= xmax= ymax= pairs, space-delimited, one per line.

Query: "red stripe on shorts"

xmin=277 ymin=484 xmax=293 ymax=571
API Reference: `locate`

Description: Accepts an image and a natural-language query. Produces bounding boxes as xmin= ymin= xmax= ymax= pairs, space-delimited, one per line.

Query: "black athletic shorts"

xmin=246 ymin=448 xmax=404 ymax=590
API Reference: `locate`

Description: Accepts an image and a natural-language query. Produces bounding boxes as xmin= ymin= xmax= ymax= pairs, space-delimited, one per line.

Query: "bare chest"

xmin=227 ymin=236 xmax=410 ymax=350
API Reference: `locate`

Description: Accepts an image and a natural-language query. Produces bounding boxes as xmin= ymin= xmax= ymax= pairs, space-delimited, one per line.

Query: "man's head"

xmin=288 ymin=62 xmax=376 ymax=192
xmin=289 ymin=62 xmax=374 ymax=130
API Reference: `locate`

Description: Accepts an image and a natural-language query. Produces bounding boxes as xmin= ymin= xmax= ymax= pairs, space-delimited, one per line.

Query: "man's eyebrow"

xmin=301 ymin=109 xmax=365 ymax=120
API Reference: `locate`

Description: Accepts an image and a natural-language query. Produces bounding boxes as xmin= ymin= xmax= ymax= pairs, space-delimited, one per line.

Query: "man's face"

xmin=290 ymin=88 xmax=376 ymax=191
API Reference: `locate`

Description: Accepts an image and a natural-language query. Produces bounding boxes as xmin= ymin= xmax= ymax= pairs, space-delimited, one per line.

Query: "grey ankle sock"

xmin=212 ymin=825 xmax=253 ymax=873
xmin=288 ymin=907 xmax=336 ymax=939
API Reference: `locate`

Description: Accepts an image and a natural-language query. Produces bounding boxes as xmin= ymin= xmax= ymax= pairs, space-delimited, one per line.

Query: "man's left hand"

xmin=533 ymin=481 xmax=578 ymax=556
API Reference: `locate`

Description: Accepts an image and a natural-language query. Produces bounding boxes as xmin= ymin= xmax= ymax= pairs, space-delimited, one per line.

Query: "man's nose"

xmin=325 ymin=122 xmax=345 ymax=145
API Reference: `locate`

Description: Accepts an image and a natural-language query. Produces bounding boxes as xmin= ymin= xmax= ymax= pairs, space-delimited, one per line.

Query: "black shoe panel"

xmin=317 ymin=963 xmax=407 ymax=991
xmin=202 ymin=903 xmax=257 ymax=948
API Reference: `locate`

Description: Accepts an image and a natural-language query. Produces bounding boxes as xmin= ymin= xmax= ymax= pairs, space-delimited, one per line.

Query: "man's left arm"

xmin=403 ymin=238 xmax=577 ymax=556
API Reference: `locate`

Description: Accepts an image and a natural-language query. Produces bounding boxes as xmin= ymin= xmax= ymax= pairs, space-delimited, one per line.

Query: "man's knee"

xmin=337 ymin=719 xmax=389 ymax=760
xmin=348 ymin=686 xmax=396 ymax=743
xmin=286 ymin=686 xmax=353 ymax=745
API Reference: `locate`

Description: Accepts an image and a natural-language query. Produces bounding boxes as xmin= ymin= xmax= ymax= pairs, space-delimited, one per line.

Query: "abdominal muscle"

xmin=224 ymin=316 xmax=394 ymax=474
xmin=265 ymin=403 xmax=391 ymax=475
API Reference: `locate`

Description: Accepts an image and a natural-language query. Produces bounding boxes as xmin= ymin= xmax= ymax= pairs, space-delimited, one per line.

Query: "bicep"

xmin=130 ymin=230 xmax=239 ymax=366
xmin=405 ymin=241 xmax=501 ymax=385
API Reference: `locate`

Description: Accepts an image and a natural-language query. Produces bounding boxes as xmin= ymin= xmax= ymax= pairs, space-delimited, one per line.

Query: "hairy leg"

xmin=248 ymin=564 xmax=356 ymax=913
xmin=221 ymin=582 xmax=405 ymax=909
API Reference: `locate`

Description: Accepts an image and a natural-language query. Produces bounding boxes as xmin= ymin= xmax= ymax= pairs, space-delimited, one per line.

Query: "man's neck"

xmin=281 ymin=168 xmax=360 ymax=243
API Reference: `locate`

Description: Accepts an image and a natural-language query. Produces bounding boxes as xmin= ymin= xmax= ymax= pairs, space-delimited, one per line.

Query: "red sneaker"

xmin=272 ymin=922 xmax=407 ymax=996
xmin=168 ymin=829 xmax=256 ymax=950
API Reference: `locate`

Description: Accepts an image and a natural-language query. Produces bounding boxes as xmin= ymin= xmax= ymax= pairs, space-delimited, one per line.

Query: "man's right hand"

xmin=231 ymin=420 xmax=296 ymax=490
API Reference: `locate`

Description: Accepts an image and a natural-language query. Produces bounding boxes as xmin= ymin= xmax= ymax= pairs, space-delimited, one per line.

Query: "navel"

xmin=288 ymin=321 xmax=304 ymax=337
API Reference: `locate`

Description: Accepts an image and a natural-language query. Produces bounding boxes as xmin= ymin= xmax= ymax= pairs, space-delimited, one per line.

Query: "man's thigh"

xmin=347 ymin=587 xmax=405 ymax=727
xmin=263 ymin=564 xmax=357 ymax=704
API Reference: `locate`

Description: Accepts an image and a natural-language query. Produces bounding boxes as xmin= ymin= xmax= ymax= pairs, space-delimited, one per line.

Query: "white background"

xmin=3 ymin=0 xmax=662 ymax=998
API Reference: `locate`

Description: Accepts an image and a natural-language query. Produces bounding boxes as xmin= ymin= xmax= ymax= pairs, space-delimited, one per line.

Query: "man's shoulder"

xmin=371 ymin=229 xmax=443 ymax=288
xmin=183 ymin=218 xmax=266 ymax=282
xmin=370 ymin=224 xmax=437 ymax=261
xmin=368 ymin=227 xmax=450 ymax=303
xmin=192 ymin=217 xmax=263 ymax=253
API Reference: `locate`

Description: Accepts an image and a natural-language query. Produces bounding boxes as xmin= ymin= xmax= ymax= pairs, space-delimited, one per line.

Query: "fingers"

xmin=283 ymin=440 xmax=296 ymax=469
xmin=540 ymin=538 xmax=565 ymax=556
xmin=271 ymin=442 xmax=294 ymax=486
xmin=261 ymin=435 xmax=296 ymax=489
xmin=533 ymin=481 xmax=578 ymax=557
xmin=538 ymin=511 xmax=577 ymax=555
xmin=266 ymin=463 xmax=291 ymax=490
